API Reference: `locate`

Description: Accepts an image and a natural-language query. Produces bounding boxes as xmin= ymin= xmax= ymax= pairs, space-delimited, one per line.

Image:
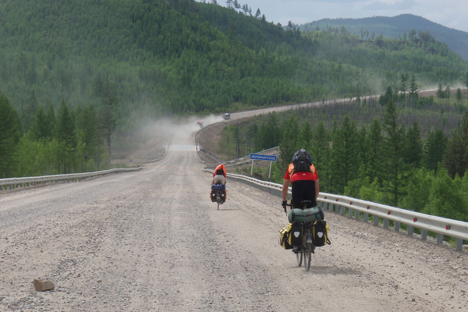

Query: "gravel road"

xmin=1 ymin=123 xmax=467 ymax=312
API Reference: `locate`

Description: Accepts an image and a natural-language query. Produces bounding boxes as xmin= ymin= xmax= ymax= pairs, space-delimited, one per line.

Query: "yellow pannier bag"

xmin=279 ymin=223 xmax=293 ymax=249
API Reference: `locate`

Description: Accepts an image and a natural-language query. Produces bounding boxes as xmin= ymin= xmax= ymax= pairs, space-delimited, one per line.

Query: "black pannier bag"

xmin=288 ymin=221 xmax=303 ymax=247
xmin=312 ymin=220 xmax=331 ymax=247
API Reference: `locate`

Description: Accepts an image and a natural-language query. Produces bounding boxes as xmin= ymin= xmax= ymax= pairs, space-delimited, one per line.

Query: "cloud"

xmin=363 ymin=0 xmax=417 ymax=11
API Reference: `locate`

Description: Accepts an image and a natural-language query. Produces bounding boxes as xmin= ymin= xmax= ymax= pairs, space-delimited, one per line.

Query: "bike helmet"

xmin=292 ymin=148 xmax=312 ymax=164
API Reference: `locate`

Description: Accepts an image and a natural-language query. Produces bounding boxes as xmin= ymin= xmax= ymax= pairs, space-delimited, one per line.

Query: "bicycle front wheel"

xmin=303 ymin=243 xmax=312 ymax=271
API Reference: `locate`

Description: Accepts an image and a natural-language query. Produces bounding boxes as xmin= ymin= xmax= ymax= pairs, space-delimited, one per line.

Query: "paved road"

xmin=1 ymin=124 xmax=467 ymax=311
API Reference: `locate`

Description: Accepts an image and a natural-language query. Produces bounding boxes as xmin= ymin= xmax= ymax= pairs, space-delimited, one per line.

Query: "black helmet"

xmin=292 ymin=148 xmax=312 ymax=164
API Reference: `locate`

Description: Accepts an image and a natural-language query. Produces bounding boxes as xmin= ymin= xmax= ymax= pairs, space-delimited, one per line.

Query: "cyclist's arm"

xmin=282 ymin=179 xmax=290 ymax=202
xmin=315 ymin=179 xmax=319 ymax=201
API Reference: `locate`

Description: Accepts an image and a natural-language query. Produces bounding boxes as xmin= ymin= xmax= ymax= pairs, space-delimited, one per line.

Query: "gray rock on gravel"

xmin=33 ymin=279 xmax=55 ymax=292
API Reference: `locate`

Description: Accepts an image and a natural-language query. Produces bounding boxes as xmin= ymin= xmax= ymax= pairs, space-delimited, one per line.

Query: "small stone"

xmin=33 ymin=279 xmax=55 ymax=291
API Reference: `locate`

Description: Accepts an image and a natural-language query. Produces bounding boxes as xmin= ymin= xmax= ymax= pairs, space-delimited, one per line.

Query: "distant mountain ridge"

xmin=301 ymin=14 xmax=468 ymax=60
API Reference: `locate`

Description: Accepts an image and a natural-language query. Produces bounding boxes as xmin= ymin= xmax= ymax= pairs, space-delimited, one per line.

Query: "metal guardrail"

xmin=0 ymin=167 xmax=142 ymax=191
xmin=205 ymin=169 xmax=468 ymax=251
xmin=204 ymin=146 xmax=280 ymax=169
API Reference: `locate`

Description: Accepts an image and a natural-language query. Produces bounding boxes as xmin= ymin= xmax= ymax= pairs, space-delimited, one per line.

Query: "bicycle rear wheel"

xmin=304 ymin=229 xmax=312 ymax=271
xmin=296 ymin=249 xmax=302 ymax=266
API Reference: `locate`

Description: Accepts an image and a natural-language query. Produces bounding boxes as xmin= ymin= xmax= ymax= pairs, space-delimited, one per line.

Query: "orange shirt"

xmin=284 ymin=163 xmax=318 ymax=183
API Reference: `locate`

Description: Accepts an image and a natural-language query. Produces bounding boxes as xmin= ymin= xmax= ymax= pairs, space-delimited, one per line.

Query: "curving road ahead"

xmin=1 ymin=119 xmax=467 ymax=311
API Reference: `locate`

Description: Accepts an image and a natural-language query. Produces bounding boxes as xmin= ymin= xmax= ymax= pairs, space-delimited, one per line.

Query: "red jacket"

xmin=213 ymin=164 xmax=227 ymax=178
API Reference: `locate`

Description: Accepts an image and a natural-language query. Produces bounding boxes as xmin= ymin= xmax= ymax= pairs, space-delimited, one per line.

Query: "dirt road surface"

xmin=1 ymin=118 xmax=468 ymax=312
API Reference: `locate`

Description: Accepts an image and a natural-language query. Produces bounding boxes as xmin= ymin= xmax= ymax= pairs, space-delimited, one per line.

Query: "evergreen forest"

xmin=1 ymin=0 xmax=468 ymax=227
xmin=218 ymin=88 xmax=468 ymax=224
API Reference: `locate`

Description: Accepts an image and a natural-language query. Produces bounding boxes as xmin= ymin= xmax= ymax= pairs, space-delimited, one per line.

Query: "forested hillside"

xmin=218 ymin=89 xmax=468 ymax=226
xmin=1 ymin=0 xmax=468 ymax=180
xmin=301 ymin=14 xmax=468 ymax=60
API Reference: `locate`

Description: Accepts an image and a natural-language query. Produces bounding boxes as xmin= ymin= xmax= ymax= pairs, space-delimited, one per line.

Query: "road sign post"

xmin=249 ymin=154 xmax=277 ymax=180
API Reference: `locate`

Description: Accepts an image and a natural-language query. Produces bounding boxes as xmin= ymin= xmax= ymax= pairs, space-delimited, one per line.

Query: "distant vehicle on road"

xmin=223 ymin=113 xmax=230 ymax=120
xmin=197 ymin=121 xmax=203 ymax=128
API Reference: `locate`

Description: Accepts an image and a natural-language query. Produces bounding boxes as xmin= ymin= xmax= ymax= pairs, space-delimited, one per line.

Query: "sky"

xmin=211 ymin=0 xmax=468 ymax=33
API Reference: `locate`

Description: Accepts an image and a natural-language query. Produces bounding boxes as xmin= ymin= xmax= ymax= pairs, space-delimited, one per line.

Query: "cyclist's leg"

xmin=213 ymin=175 xmax=226 ymax=185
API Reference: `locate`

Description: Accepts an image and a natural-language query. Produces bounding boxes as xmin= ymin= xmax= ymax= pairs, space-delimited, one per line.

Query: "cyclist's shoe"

xmin=292 ymin=247 xmax=300 ymax=254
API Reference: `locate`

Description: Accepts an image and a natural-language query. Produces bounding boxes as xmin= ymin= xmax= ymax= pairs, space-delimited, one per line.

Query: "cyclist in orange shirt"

xmin=281 ymin=149 xmax=319 ymax=210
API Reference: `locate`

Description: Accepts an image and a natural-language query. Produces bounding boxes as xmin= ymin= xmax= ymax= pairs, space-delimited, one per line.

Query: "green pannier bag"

xmin=279 ymin=223 xmax=293 ymax=249
xmin=288 ymin=207 xmax=324 ymax=224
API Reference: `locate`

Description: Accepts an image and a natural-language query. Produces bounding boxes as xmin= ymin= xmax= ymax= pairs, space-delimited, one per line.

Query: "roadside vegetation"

xmin=219 ymin=88 xmax=468 ymax=223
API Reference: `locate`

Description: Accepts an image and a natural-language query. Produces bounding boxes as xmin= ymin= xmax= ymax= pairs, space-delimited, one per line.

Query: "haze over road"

xmin=1 ymin=113 xmax=467 ymax=311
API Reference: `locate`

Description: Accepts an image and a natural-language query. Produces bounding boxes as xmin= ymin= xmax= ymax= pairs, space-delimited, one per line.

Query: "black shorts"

xmin=291 ymin=180 xmax=316 ymax=209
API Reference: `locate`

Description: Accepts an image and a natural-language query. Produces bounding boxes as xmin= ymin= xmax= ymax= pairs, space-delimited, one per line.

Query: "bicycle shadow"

xmin=306 ymin=265 xmax=360 ymax=275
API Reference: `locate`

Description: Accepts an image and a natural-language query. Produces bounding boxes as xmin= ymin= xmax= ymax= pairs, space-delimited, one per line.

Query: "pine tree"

xmin=379 ymin=86 xmax=393 ymax=106
xmin=30 ymin=106 xmax=49 ymax=141
xmin=409 ymin=74 xmax=419 ymax=100
xmin=311 ymin=121 xmax=330 ymax=191
xmin=255 ymin=8 xmax=261 ymax=18
xmin=76 ymin=104 xmax=98 ymax=164
xmin=422 ymin=129 xmax=447 ymax=171
xmin=101 ymin=83 xmax=117 ymax=162
xmin=443 ymin=111 xmax=468 ymax=178
xmin=456 ymin=88 xmax=462 ymax=104
xmin=297 ymin=121 xmax=312 ymax=151
xmin=56 ymin=99 xmax=77 ymax=173
xmin=330 ymin=115 xmax=359 ymax=194
xmin=400 ymin=73 xmax=408 ymax=100
xmin=445 ymin=85 xmax=451 ymax=101
xmin=436 ymin=83 xmax=445 ymax=99
xmin=366 ymin=119 xmax=383 ymax=183
xmin=45 ymin=102 xmax=56 ymax=139
xmin=0 ymin=92 xmax=22 ymax=178
xmin=404 ymin=121 xmax=423 ymax=168
xmin=279 ymin=115 xmax=299 ymax=172
xmin=382 ymin=100 xmax=407 ymax=206
xmin=22 ymin=89 xmax=38 ymax=132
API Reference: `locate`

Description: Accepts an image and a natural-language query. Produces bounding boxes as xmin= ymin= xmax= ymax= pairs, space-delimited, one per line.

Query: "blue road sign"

xmin=250 ymin=153 xmax=277 ymax=161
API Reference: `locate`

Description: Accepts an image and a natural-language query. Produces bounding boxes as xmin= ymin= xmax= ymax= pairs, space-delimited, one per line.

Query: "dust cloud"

xmin=138 ymin=114 xmax=224 ymax=145
xmin=112 ymin=113 xmax=225 ymax=162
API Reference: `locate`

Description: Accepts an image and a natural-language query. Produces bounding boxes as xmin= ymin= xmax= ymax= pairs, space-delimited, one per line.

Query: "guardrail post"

xmin=364 ymin=213 xmax=369 ymax=222
xmin=383 ymin=219 xmax=389 ymax=229
xmin=348 ymin=208 xmax=353 ymax=218
xmin=394 ymin=222 xmax=400 ymax=233
xmin=437 ymin=234 xmax=444 ymax=245
xmin=456 ymin=239 xmax=463 ymax=251
xmin=408 ymin=225 xmax=414 ymax=236
xmin=355 ymin=210 xmax=360 ymax=220
xmin=340 ymin=206 xmax=345 ymax=216
xmin=421 ymin=230 xmax=428 ymax=240
xmin=373 ymin=216 xmax=379 ymax=226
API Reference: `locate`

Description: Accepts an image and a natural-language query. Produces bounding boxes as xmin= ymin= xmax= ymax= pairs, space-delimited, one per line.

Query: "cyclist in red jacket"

xmin=212 ymin=164 xmax=227 ymax=185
